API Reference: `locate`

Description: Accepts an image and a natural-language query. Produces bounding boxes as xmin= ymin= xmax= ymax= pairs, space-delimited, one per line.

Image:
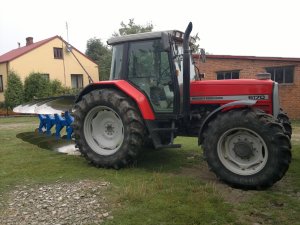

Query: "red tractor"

xmin=15 ymin=22 xmax=292 ymax=189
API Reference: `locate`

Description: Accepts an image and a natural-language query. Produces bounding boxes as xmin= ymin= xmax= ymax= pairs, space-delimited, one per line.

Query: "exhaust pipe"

xmin=183 ymin=22 xmax=193 ymax=123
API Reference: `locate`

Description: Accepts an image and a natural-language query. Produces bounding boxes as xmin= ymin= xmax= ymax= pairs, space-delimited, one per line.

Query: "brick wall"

xmin=194 ymin=55 xmax=300 ymax=119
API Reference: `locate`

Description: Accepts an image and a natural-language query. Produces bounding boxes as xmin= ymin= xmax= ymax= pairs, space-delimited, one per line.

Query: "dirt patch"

xmin=179 ymin=164 xmax=255 ymax=204
xmin=179 ymin=162 xmax=295 ymax=225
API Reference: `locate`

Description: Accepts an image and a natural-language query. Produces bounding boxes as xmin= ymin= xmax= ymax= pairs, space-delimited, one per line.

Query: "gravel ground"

xmin=0 ymin=180 xmax=115 ymax=225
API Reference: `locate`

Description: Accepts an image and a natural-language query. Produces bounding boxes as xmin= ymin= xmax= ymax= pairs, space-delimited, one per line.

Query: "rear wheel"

xmin=277 ymin=110 xmax=292 ymax=138
xmin=202 ymin=108 xmax=291 ymax=189
xmin=73 ymin=89 xmax=144 ymax=168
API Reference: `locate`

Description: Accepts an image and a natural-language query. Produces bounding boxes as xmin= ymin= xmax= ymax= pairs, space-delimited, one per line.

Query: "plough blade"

xmin=34 ymin=96 xmax=76 ymax=115
xmin=13 ymin=95 xmax=76 ymax=115
xmin=13 ymin=99 xmax=54 ymax=114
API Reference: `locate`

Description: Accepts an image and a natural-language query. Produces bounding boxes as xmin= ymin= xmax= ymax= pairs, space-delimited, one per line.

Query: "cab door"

xmin=127 ymin=39 xmax=176 ymax=114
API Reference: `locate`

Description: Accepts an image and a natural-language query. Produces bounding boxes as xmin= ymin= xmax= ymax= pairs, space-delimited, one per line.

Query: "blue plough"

xmin=38 ymin=111 xmax=74 ymax=140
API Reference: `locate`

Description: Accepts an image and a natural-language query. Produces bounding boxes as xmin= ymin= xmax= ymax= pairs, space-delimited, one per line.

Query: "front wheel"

xmin=202 ymin=108 xmax=291 ymax=189
xmin=73 ymin=89 xmax=144 ymax=169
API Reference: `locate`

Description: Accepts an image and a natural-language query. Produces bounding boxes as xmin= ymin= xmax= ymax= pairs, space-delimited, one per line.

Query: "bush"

xmin=4 ymin=71 xmax=24 ymax=108
xmin=24 ymin=73 xmax=51 ymax=101
xmin=49 ymin=80 xmax=81 ymax=96
xmin=60 ymin=87 xmax=82 ymax=95
xmin=50 ymin=79 xmax=65 ymax=96
xmin=17 ymin=72 xmax=81 ymax=103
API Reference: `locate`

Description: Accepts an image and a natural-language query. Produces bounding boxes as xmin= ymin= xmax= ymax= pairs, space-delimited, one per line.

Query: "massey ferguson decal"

xmin=190 ymin=95 xmax=269 ymax=101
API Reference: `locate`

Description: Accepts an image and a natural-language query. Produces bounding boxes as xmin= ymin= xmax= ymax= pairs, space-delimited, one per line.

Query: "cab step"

xmin=155 ymin=143 xmax=181 ymax=149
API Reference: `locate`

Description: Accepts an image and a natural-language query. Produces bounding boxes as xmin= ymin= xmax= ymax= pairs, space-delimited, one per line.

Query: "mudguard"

xmin=75 ymin=80 xmax=155 ymax=120
xmin=198 ymin=100 xmax=256 ymax=144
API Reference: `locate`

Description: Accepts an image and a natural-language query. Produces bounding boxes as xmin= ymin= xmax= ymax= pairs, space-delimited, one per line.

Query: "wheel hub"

xmin=217 ymin=128 xmax=268 ymax=176
xmin=233 ymin=141 xmax=254 ymax=159
xmin=105 ymin=123 xmax=115 ymax=136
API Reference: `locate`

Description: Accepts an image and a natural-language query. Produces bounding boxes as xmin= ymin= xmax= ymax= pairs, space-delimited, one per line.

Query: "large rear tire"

xmin=277 ymin=109 xmax=292 ymax=138
xmin=202 ymin=108 xmax=291 ymax=189
xmin=73 ymin=89 xmax=144 ymax=169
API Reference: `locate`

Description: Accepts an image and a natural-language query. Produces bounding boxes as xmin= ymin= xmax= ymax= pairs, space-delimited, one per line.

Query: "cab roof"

xmin=107 ymin=30 xmax=182 ymax=45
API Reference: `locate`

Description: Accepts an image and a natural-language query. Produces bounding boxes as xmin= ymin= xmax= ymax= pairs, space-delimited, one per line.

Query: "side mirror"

xmin=194 ymin=72 xmax=205 ymax=81
xmin=200 ymin=48 xmax=206 ymax=63
xmin=161 ymin=32 xmax=170 ymax=51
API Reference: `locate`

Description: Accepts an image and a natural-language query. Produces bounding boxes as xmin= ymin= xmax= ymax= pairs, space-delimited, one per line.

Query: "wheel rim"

xmin=217 ymin=128 xmax=268 ymax=176
xmin=84 ymin=106 xmax=124 ymax=156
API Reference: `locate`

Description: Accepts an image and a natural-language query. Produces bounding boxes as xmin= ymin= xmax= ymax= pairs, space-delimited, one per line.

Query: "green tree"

xmin=4 ymin=71 xmax=24 ymax=108
xmin=113 ymin=18 xmax=153 ymax=36
xmin=24 ymin=73 xmax=51 ymax=101
xmin=86 ymin=38 xmax=112 ymax=81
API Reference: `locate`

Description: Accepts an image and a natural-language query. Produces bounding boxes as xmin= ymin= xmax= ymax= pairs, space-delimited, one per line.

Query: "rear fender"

xmin=76 ymin=80 xmax=155 ymax=120
xmin=198 ymin=100 xmax=256 ymax=145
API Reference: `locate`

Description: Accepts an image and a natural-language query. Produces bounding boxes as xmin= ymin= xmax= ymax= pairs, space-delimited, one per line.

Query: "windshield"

xmin=172 ymin=43 xmax=196 ymax=87
xmin=171 ymin=42 xmax=196 ymax=112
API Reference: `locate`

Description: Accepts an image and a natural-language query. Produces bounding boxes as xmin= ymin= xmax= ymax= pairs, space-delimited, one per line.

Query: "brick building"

xmin=194 ymin=55 xmax=300 ymax=119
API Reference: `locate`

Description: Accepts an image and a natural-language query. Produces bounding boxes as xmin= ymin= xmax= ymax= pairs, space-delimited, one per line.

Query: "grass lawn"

xmin=0 ymin=116 xmax=299 ymax=225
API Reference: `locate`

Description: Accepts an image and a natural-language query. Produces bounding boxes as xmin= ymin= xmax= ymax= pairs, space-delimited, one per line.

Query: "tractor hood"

xmin=190 ymin=78 xmax=275 ymax=114
xmin=190 ymin=79 xmax=274 ymax=98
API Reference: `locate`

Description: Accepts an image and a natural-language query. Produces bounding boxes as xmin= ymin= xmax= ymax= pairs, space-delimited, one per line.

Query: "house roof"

xmin=193 ymin=54 xmax=300 ymax=62
xmin=0 ymin=36 xmax=97 ymax=65
xmin=0 ymin=36 xmax=58 ymax=63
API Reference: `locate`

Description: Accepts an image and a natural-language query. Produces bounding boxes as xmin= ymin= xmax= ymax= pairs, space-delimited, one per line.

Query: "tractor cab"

xmin=107 ymin=29 xmax=196 ymax=117
xmin=107 ymin=29 xmax=197 ymax=148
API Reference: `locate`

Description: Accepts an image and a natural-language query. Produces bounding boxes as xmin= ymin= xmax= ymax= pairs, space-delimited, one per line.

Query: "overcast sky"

xmin=0 ymin=0 xmax=299 ymax=58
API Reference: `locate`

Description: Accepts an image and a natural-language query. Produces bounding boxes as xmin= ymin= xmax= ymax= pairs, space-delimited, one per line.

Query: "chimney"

xmin=26 ymin=37 xmax=33 ymax=46
xmin=18 ymin=42 xmax=21 ymax=48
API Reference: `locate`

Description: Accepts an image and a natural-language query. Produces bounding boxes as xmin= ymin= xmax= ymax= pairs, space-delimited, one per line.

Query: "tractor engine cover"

xmin=190 ymin=79 xmax=274 ymax=115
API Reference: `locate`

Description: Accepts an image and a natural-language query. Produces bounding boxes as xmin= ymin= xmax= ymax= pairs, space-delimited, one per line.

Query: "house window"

xmin=71 ymin=74 xmax=83 ymax=88
xmin=266 ymin=66 xmax=294 ymax=84
xmin=216 ymin=70 xmax=240 ymax=80
xmin=53 ymin=48 xmax=63 ymax=59
xmin=41 ymin=73 xmax=50 ymax=80
xmin=0 ymin=75 xmax=3 ymax=92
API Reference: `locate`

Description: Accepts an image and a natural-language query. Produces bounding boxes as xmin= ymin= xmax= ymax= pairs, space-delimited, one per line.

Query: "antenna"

xmin=64 ymin=21 xmax=93 ymax=84
xmin=65 ymin=22 xmax=72 ymax=52
xmin=66 ymin=22 xmax=69 ymax=43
